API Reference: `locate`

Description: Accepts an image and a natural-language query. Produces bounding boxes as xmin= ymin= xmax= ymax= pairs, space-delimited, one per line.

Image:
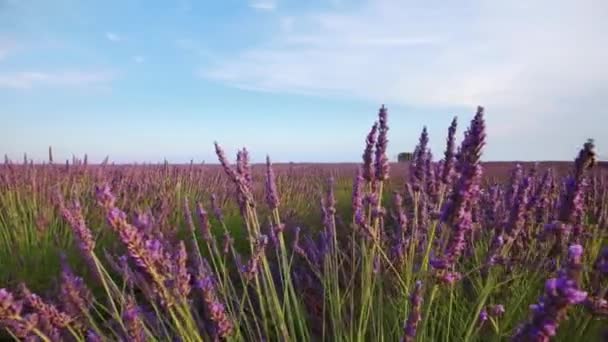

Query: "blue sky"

xmin=0 ymin=0 xmax=606 ymax=163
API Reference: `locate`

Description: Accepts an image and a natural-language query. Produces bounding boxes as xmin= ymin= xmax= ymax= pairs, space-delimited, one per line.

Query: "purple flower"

xmin=196 ymin=202 xmax=212 ymax=241
xmin=504 ymin=176 xmax=531 ymax=242
xmin=173 ymin=241 xmax=191 ymax=299
xmin=375 ymin=105 xmax=390 ymax=181
xmin=322 ymin=177 xmax=337 ymax=240
xmin=529 ymin=169 xmax=554 ymax=224
xmin=555 ymin=139 xmax=596 ymax=243
xmin=0 ymin=288 xmax=23 ymax=321
xmin=242 ymin=235 xmax=269 ymax=280
xmin=58 ymin=257 xmax=92 ymax=326
xmin=56 ymin=194 xmax=95 ymax=256
xmin=86 ymin=330 xmax=102 ymax=342
xmin=352 ymin=167 xmax=365 ymax=224
xmin=215 ymin=143 xmax=254 ymax=214
xmin=479 ymin=309 xmax=489 ymax=323
xmin=410 ymin=127 xmax=429 ymax=191
xmin=265 ymin=155 xmax=280 ymax=210
xmin=210 ymin=193 xmax=224 ymax=222
xmin=237 ymin=147 xmax=253 ymax=189
xmin=432 ymin=107 xmax=485 ymax=278
xmin=17 ymin=284 xmax=72 ymax=340
xmin=94 ymin=183 xmax=116 ymax=209
xmin=505 ymin=164 xmax=523 ymax=208
xmin=513 ymin=244 xmax=587 ymax=341
xmin=123 ymin=297 xmax=146 ymax=342
xmin=197 ymin=266 xmax=234 ymax=339
xmin=362 ymin=122 xmax=378 ymax=182
xmin=402 ymin=281 xmax=424 ymax=342
xmin=441 ymin=116 xmax=458 ymax=185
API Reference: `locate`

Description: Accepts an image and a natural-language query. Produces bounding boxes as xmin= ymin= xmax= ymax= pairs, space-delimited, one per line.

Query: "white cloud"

xmin=0 ymin=70 xmax=116 ymax=89
xmin=249 ymin=0 xmax=276 ymax=11
xmin=105 ymin=32 xmax=123 ymax=42
xmin=132 ymin=55 xmax=145 ymax=64
xmin=202 ymin=0 xmax=608 ymax=159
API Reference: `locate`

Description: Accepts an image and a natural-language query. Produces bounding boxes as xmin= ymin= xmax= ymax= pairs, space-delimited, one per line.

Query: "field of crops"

xmin=0 ymin=106 xmax=606 ymax=341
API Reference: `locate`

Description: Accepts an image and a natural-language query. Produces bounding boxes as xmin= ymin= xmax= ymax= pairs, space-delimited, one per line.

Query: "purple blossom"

xmin=265 ymin=155 xmax=280 ymax=210
xmin=352 ymin=167 xmax=365 ymax=226
xmin=197 ymin=266 xmax=234 ymax=339
xmin=479 ymin=309 xmax=489 ymax=323
xmin=513 ymin=244 xmax=587 ymax=341
xmin=18 ymin=284 xmax=73 ymax=339
xmin=322 ymin=177 xmax=337 ymax=241
xmin=0 ymin=288 xmax=25 ymax=325
xmin=402 ymin=281 xmax=424 ymax=342
xmin=375 ymin=105 xmax=390 ymax=181
xmin=237 ymin=147 xmax=253 ymax=189
xmin=215 ymin=143 xmax=253 ymax=214
xmin=505 ymin=164 xmax=523 ymax=209
xmin=196 ymin=202 xmax=212 ymax=241
xmin=210 ymin=193 xmax=224 ymax=222
xmin=432 ymin=107 xmax=485 ymax=278
xmin=555 ymin=139 xmax=596 ymax=243
xmin=410 ymin=127 xmax=429 ymax=191
xmin=242 ymin=235 xmax=269 ymax=281
xmin=58 ymin=257 xmax=92 ymax=326
xmin=441 ymin=116 xmax=458 ymax=185
xmin=123 ymin=297 xmax=146 ymax=342
xmin=504 ymin=176 xmax=531 ymax=243
xmin=94 ymin=183 xmax=116 ymax=209
xmin=56 ymin=194 xmax=95 ymax=256
xmin=173 ymin=241 xmax=191 ymax=299
xmin=362 ymin=122 xmax=378 ymax=182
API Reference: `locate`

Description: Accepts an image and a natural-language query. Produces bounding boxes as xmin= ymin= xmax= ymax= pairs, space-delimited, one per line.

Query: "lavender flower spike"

xmin=265 ymin=155 xmax=280 ymax=210
xmin=432 ymin=106 xmax=485 ymax=277
xmin=197 ymin=265 xmax=234 ymax=339
xmin=196 ymin=202 xmax=212 ymax=241
xmin=402 ymin=281 xmax=424 ymax=342
xmin=362 ymin=122 xmax=379 ymax=182
xmin=441 ymin=116 xmax=458 ymax=185
xmin=375 ymin=105 xmax=390 ymax=181
xmin=410 ymin=127 xmax=429 ymax=191
xmin=513 ymin=244 xmax=587 ymax=341
xmin=123 ymin=297 xmax=146 ymax=342
xmin=59 ymin=256 xmax=92 ymax=326
xmin=56 ymin=193 xmax=95 ymax=256
xmin=352 ymin=166 xmax=365 ymax=226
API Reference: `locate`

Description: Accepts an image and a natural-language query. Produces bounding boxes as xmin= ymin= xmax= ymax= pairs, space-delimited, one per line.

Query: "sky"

xmin=0 ymin=0 xmax=606 ymax=163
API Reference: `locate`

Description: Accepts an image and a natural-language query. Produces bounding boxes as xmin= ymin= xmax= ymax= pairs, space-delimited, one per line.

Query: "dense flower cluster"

xmin=0 ymin=104 xmax=605 ymax=341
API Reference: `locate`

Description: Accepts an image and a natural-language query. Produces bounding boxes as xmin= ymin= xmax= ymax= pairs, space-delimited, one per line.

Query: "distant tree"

xmin=398 ymin=152 xmax=413 ymax=162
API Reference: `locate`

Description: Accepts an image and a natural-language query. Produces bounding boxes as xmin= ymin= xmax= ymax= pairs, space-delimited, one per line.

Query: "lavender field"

xmin=0 ymin=106 xmax=606 ymax=341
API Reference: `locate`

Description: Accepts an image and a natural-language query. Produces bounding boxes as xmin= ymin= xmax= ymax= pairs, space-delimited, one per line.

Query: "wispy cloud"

xmin=249 ymin=0 xmax=276 ymax=11
xmin=202 ymin=0 xmax=608 ymax=156
xmin=0 ymin=70 xmax=117 ymax=89
xmin=105 ymin=32 xmax=123 ymax=42
xmin=132 ymin=55 xmax=145 ymax=64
